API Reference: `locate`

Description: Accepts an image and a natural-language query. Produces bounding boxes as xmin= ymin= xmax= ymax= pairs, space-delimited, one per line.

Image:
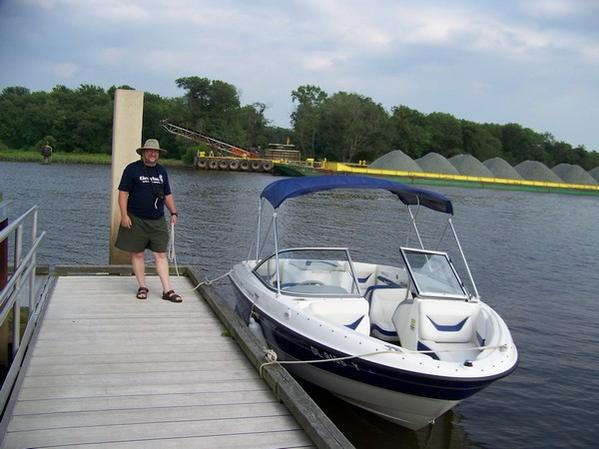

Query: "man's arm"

xmin=164 ymin=194 xmax=177 ymax=225
xmin=118 ymin=190 xmax=132 ymax=229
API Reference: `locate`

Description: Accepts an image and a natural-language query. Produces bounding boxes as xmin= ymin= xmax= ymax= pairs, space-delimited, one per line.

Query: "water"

xmin=1 ymin=161 xmax=598 ymax=449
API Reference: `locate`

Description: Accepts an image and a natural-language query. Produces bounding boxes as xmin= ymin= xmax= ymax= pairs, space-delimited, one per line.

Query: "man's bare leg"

xmin=131 ymin=252 xmax=147 ymax=289
xmin=154 ymin=251 xmax=171 ymax=293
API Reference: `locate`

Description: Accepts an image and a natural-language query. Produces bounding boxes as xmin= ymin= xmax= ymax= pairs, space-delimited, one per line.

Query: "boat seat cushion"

xmin=419 ymin=300 xmax=479 ymax=343
xmin=369 ymin=288 xmax=407 ymax=341
xmin=309 ymin=299 xmax=370 ymax=335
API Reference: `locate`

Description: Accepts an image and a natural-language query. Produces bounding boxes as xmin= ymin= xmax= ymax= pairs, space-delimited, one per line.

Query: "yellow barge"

xmin=274 ymin=161 xmax=599 ymax=196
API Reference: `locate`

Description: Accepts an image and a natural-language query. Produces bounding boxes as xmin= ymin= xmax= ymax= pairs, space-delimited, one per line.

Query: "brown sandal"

xmin=162 ymin=290 xmax=182 ymax=303
xmin=136 ymin=287 xmax=149 ymax=300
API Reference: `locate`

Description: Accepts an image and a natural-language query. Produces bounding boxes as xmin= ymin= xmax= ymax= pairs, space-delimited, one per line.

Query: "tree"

xmin=389 ymin=106 xmax=431 ymax=158
xmin=461 ymin=122 xmax=502 ymax=161
xmin=425 ymin=112 xmax=463 ymax=157
xmin=318 ymin=92 xmax=390 ymax=162
xmin=238 ymin=102 xmax=269 ymax=149
xmin=291 ymin=85 xmax=327 ymax=157
xmin=175 ymin=76 xmax=241 ymax=139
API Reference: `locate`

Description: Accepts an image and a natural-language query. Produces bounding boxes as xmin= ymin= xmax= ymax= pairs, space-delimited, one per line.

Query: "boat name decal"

xmin=310 ymin=346 xmax=360 ymax=371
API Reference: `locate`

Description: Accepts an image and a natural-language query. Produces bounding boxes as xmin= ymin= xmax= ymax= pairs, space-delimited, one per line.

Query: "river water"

xmin=1 ymin=162 xmax=598 ymax=449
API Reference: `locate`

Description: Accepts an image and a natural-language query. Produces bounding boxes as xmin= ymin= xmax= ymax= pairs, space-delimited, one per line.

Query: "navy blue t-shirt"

xmin=118 ymin=160 xmax=172 ymax=219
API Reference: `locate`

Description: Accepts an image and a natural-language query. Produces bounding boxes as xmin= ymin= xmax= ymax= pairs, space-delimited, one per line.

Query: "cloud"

xmin=1 ymin=0 xmax=598 ymax=149
xmin=45 ymin=61 xmax=78 ymax=78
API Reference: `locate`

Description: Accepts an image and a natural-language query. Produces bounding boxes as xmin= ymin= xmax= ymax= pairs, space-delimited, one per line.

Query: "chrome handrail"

xmin=0 ymin=203 xmax=47 ymax=413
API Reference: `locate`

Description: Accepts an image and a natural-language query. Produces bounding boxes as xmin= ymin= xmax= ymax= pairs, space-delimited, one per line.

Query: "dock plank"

xmin=1 ymin=275 xmax=316 ymax=449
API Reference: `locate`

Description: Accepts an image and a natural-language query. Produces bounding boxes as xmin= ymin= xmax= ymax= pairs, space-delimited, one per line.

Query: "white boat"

xmin=229 ymin=175 xmax=518 ymax=430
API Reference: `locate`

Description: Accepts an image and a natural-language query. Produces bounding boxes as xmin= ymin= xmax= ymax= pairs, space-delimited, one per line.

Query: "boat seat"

xmin=369 ymin=288 xmax=408 ymax=342
xmin=308 ymin=299 xmax=370 ymax=335
xmin=419 ymin=300 xmax=479 ymax=343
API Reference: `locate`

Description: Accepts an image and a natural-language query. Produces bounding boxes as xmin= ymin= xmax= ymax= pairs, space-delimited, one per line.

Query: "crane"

xmin=160 ymin=120 xmax=257 ymax=158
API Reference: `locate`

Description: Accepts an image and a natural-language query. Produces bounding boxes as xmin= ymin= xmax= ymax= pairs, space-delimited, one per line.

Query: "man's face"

xmin=142 ymin=149 xmax=160 ymax=165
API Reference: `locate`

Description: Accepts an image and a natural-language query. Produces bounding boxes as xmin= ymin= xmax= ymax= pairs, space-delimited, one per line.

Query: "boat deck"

xmin=0 ymin=274 xmax=316 ymax=449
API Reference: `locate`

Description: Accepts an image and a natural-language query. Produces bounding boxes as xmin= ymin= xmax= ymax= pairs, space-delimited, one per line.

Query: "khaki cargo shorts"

xmin=115 ymin=214 xmax=169 ymax=253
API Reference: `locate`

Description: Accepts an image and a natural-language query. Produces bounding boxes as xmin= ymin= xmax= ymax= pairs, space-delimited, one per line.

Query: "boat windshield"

xmin=400 ymin=247 xmax=468 ymax=299
xmin=253 ymin=248 xmax=360 ymax=296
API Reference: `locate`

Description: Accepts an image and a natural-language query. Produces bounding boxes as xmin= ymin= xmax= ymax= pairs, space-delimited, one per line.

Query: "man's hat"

xmin=136 ymin=138 xmax=167 ymax=155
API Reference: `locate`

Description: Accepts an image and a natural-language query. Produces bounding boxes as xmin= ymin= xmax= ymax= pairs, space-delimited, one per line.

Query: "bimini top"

xmin=260 ymin=175 xmax=453 ymax=214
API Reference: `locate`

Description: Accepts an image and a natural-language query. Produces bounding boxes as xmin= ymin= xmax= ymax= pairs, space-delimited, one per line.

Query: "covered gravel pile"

xmin=369 ymin=150 xmax=422 ymax=171
xmin=515 ymin=160 xmax=563 ymax=182
xmin=449 ymin=154 xmax=494 ymax=177
xmin=483 ymin=158 xmax=522 ymax=179
xmin=415 ymin=152 xmax=460 ymax=175
xmin=552 ymin=164 xmax=597 ymax=185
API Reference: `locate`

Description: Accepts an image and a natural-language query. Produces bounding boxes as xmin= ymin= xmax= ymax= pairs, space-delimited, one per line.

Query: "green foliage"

xmin=181 ymin=147 xmax=197 ymax=166
xmin=0 ymin=79 xmax=597 ymax=172
xmin=389 ymin=106 xmax=430 ymax=159
xmin=291 ymin=85 xmax=328 ymax=158
xmin=317 ymin=92 xmax=390 ymax=162
xmin=290 ymin=85 xmax=598 ymax=170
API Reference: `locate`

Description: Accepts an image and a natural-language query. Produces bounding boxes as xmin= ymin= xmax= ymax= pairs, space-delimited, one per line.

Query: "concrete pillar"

xmin=109 ymin=89 xmax=144 ymax=264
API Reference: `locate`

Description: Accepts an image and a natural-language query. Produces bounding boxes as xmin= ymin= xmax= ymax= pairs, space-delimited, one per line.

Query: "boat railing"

xmin=0 ymin=202 xmax=47 ymax=414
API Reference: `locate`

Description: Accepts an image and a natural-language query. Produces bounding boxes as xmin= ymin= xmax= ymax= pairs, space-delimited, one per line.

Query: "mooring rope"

xmin=258 ymin=343 xmax=508 ymax=376
xmin=167 ymin=221 xmax=232 ymax=293
xmin=167 ymin=222 xmax=179 ymax=276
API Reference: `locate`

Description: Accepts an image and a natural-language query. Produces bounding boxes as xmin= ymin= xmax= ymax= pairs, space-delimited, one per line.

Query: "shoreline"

xmin=0 ymin=150 xmax=186 ymax=167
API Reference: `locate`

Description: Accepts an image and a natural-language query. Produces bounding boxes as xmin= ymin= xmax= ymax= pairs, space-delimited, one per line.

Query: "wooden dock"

xmin=0 ymin=268 xmax=353 ymax=449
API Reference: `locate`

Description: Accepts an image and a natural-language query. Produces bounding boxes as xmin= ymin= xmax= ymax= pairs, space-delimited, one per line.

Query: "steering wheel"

xmin=298 ymin=280 xmax=325 ymax=286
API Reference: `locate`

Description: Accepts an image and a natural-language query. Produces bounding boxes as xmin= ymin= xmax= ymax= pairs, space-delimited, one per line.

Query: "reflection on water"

xmin=1 ymin=162 xmax=598 ymax=449
xmin=299 ymin=380 xmax=474 ymax=449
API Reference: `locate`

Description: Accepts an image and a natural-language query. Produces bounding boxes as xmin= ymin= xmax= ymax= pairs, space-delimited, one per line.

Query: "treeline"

xmin=1 ymin=78 xmax=598 ymax=170
xmin=291 ymin=85 xmax=599 ymax=170
xmin=0 ymin=79 xmax=288 ymax=161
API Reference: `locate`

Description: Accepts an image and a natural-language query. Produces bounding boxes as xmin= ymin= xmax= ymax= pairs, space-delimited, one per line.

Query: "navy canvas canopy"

xmin=260 ymin=175 xmax=453 ymax=214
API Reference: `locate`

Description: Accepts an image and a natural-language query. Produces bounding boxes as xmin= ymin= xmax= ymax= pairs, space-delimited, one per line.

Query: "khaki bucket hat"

xmin=136 ymin=138 xmax=167 ymax=155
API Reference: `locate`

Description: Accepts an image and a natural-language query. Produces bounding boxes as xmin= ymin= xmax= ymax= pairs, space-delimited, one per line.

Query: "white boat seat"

xmin=364 ymin=275 xmax=405 ymax=300
xmin=369 ymin=288 xmax=408 ymax=341
xmin=308 ymin=299 xmax=370 ymax=335
xmin=419 ymin=300 xmax=479 ymax=343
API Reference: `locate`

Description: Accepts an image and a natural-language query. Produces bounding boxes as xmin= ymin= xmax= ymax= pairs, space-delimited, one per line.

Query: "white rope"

xmin=167 ymin=222 xmax=179 ymax=276
xmin=166 ymin=220 xmax=232 ymax=293
xmin=177 ymin=270 xmax=233 ymax=294
xmin=258 ymin=344 xmax=508 ymax=376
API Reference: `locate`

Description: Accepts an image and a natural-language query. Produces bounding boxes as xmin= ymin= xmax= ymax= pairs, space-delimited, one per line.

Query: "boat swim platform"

xmin=0 ymin=265 xmax=353 ymax=449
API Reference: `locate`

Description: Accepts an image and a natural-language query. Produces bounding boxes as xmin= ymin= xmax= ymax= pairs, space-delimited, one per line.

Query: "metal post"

xmin=273 ymin=212 xmax=281 ymax=296
xmin=29 ymin=209 xmax=38 ymax=311
xmin=14 ymin=224 xmax=22 ymax=268
xmin=12 ymin=225 xmax=23 ymax=358
xmin=407 ymin=205 xmax=425 ymax=250
xmin=255 ymin=199 xmax=263 ymax=261
xmin=0 ymin=200 xmax=10 ymax=290
xmin=449 ymin=218 xmax=479 ymax=299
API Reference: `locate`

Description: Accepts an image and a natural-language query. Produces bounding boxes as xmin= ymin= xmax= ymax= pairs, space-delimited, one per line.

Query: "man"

xmin=41 ymin=142 xmax=53 ymax=164
xmin=115 ymin=138 xmax=182 ymax=302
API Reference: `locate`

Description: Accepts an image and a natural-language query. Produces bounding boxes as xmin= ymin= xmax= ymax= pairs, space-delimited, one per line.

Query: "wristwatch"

xmin=171 ymin=212 xmax=178 ymax=216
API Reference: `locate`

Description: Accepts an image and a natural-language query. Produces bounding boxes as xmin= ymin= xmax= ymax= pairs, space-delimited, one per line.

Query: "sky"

xmin=1 ymin=0 xmax=598 ymax=151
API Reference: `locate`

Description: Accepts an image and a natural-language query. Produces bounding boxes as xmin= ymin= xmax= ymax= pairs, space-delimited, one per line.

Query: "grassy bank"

xmin=0 ymin=149 xmax=186 ymax=167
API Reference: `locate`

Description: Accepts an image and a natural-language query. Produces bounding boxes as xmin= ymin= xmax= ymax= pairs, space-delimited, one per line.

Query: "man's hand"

xmin=121 ymin=215 xmax=132 ymax=229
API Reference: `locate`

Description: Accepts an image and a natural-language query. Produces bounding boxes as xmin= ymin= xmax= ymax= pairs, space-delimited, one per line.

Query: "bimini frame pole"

xmin=449 ymin=218 xmax=480 ymax=299
xmin=407 ymin=204 xmax=425 ymax=250
xmin=255 ymin=198 xmax=263 ymax=260
xmin=273 ymin=211 xmax=281 ymax=296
